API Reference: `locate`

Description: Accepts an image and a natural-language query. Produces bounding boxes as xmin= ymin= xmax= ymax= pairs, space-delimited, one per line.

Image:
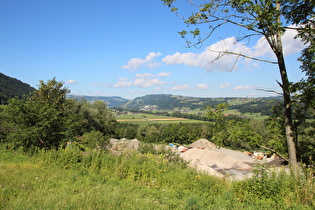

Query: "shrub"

xmin=81 ymin=130 xmax=108 ymax=149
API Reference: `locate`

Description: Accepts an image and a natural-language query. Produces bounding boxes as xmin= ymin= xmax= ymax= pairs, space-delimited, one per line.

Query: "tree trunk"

xmin=267 ymin=0 xmax=299 ymax=176
xmin=276 ymin=49 xmax=299 ymax=176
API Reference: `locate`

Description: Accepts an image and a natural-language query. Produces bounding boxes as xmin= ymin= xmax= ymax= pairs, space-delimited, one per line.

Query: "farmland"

xmin=116 ymin=112 xmax=206 ymax=124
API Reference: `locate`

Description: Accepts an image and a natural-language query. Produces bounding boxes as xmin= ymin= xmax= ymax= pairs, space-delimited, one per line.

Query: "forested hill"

xmin=0 ymin=72 xmax=281 ymax=112
xmin=121 ymin=94 xmax=282 ymax=112
xmin=67 ymin=95 xmax=129 ymax=108
xmin=0 ymin=73 xmax=35 ymax=104
xmin=121 ymin=94 xmax=226 ymax=110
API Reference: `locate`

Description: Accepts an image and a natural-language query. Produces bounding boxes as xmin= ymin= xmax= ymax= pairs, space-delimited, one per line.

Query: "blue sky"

xmin=0 ymin=0 xmax=306 ymax=100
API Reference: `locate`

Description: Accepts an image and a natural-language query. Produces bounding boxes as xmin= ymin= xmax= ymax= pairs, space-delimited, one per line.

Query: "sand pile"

xmin=180 ymin=148 xmax=252 ymax=170
xmin=179 ymin=139 xmax=254 ymax=180
xmin=188 ymin=139 xmax=217 ymax=150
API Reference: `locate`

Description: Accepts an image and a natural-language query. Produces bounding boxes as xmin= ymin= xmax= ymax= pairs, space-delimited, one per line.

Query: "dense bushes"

xmin=2 ymin=78 xmax=116 ymax=151
xmin=114 ymin=123 xmax=211 ymax=145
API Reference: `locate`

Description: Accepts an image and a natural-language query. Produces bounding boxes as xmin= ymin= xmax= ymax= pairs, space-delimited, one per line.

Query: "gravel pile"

xmin=180 ymin=139 xmax=256 ymax=180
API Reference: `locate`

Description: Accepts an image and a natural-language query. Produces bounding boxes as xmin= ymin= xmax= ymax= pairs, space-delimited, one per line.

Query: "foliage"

xmin=4 ymin=78 xmax=116 ymax=150
xmin=81 ymin=130 xmax=108 ymax=150
xmin=69 ymin=98 xmax=116 ymax=136
xmin=5 ymin=78 xmax=74 ymax=150
xmin=206 ymin=103 xmax=262 ymax=149
xmin=286 ymin=0 xmax=315 ymax=166
xmin=297 ymin=122 xmax=315 ymax=165
xmin=0 ymin=105 xmax=12 ymax=142
xmin=115 ymin=122 xmax=212 ymax=145
xmin=234 ymin=163 xmax=315 ymax=207
xmin=282 ymin=0 xmax=315 ymax=44
xmin=268 ymin=98 xmax=315 ymax=164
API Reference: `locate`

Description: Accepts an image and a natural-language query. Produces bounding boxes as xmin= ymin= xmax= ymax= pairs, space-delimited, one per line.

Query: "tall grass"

xmin=1 ymin=146 xmax=314 ymax=209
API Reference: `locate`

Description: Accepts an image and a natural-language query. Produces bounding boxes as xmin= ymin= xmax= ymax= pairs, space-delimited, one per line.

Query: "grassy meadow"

xmin=115 ymin=107 xmax=270 ymax=124
xmin=1 ymin=145 xmax=314 ymax=209
xmin=116 ymin=113 xmax=204 ymax=124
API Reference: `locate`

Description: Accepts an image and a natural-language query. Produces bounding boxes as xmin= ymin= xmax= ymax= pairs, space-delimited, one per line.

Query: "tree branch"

xmin=259 ymin=145 xmax=289 ymax=162
xmin=209 ymin=48 xmax=278 ymax=64
xmin=256 ymin=88 xmax=282 ymax=95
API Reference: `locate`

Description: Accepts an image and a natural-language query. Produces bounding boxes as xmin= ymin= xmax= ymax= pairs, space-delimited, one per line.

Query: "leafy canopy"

xmin=6 ymin=78 xmax=75 ymax=150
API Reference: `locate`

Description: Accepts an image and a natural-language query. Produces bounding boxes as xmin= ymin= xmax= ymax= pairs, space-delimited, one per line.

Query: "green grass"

xmin=116 ymin=109 xmax=270 ymax=124
xmin=116 ymin=113 xmax=204 ymax=124
xmin=1 ymin=146 xmax=314 ymax=209
xmin=223 ymin=109 xmax=269 ymax=120
xmin=241 ymin=112 xmax=269 ymax=120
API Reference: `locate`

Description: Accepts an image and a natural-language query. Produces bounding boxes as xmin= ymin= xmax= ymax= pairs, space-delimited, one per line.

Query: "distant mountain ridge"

xmin=1 ymin=73 xmax=280 ymax=112
xmin=67 ymin=95 xmax=129 ymax=108
xmin=121 ymin=94 xmax=227 ymax=110
xmin=0 ymin=73 xmax=36 ymax=104
xmin=120 ymin=94 xmax=282 ymax=114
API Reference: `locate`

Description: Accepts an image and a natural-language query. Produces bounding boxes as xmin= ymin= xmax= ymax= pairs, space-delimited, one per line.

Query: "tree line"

xmin=0 ymin=77 xmax=314 ymax=166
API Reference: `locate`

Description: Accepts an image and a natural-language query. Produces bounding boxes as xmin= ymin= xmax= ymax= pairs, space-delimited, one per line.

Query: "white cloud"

xmin=133 ymin=78 xmax=164 ymax=88
xmin=220 ymin=83 xmax=230 ymax=89
xmin=252 ymin=37 xmax=273 ymax=58
xmin=234 ymin=85 xmax=255 ymax=90
xmin=162 ymin=28 xmax=304 ymax=72
xmin=157 ymin=72 xmax=171 ymax=77
xmin=114 ymin=78 xmax=132 ymax=88
xmin=282 ymin=28 xmax=305 ymax=55
xmin=172 ymin=84 xmax=192 ymax=90
xmin=65 ymin=79 xmax=78 ymax=84
xmin=114 ymin=73 xmax=164 ymax=88
xmin=196 ymin=84 xmax=208 ymax=89
xmin=162 ymin=37 xmax=252 ymax=72
xmin=253 ymin=29 xmax=304 ymax=59
xmin=136 ymin=73 xmax=154 ymax=79
xmin=122 ymin=52 xmax=162 ymax=70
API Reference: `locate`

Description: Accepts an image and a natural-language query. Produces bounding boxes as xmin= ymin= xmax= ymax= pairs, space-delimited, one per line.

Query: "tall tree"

xmin=6 ymin=78 xmax=75 ymax=149
xmin=162 ymin=0 xmax=310 ymax=174
xmin=286 ymin=0 xmax=315 ymax=114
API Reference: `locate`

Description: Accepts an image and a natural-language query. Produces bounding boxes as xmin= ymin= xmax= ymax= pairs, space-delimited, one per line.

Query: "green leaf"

xmin=171 ymin=7 xmax=178 ymax=12
xmin=178 ymin=30 xmax=187 ymax=38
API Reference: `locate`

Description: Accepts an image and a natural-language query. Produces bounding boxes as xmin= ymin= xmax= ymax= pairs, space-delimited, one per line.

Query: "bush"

xmin=81 ymin=130 xmax=108 ymax=149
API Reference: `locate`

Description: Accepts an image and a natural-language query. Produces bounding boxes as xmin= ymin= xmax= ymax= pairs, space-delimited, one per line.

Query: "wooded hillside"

xmin=121 ymin=94 xmax=282 ymax=114
xmin=0 ymin=73 xmax=35 ymax=104
xmin=67 ymin=95 xmax=129 ymax=108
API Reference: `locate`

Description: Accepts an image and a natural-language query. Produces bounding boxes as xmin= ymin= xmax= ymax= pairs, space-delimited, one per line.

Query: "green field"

xmin=224 ymin=109 xmax=269 ymax=120
xmin=116 ymin=113 xmax=205 ymax=124
xmin=116 ymin=110 xmax=269 ymax=124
